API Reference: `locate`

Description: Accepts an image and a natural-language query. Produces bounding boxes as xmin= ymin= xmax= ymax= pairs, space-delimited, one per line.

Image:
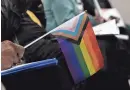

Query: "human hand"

xmin=1 ymin=40 xmax=25 ymax=70
xmin=94 ymin=9 xmax=105 ymax=23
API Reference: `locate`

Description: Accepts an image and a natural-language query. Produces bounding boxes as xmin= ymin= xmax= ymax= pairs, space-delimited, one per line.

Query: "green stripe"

xmin=73 ymin=44 xmax=90 ymax=78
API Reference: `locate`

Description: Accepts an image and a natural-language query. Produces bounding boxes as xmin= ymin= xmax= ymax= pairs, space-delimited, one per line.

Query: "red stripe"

xmin=83 ymin=28 xmax=100 ymax=71
xmin=85 ymin=22 xmax=104 ymax=68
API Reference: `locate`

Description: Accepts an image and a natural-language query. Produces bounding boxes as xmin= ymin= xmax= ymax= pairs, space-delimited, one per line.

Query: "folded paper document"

xmin=93 ymin=20 xmax=120 ymax=35
xmin=101 ymin=8 xmax=125 ymax=27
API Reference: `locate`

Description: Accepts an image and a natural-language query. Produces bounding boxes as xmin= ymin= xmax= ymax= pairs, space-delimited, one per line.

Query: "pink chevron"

xmin=56 ymin=17 xmax=79 ymax=32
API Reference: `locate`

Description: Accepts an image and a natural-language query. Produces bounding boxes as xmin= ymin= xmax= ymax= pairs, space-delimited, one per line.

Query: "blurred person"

xmin=76 ymin=0 xmax=100 ymax=26
xmin=81 ymin=0 xmax=112 ymax=24
xmin=81 ymin=0 xmax=111 ymax=16
xmin=27 ymin=0 xmax=46 ymax=27
xmin=42 ymin=0 xmax=80 ymax=31
xmin=1 ymin=0 xmax=72 ymax=89
xmin=1 ymin=0 xmax=33 ymax=41
xmin=1 ymin=0 xmax=61 ymax=63
xmin=81 ymin=0 xmax=95 ymax=16
xmin=1 ymin=40 xmax=24 ymax=90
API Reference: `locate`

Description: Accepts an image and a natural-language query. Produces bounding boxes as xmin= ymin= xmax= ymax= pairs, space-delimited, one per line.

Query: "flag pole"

xmin=93 ymin=0 xmax=102 ymax=17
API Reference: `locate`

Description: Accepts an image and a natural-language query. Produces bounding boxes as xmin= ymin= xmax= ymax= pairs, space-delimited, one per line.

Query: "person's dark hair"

xmin=81 ymin=0 xmax=112 ymax=16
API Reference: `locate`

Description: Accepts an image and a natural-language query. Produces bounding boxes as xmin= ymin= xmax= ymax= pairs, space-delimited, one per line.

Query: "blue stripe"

xmin=53 ymin=14 xmax=84 ymax=36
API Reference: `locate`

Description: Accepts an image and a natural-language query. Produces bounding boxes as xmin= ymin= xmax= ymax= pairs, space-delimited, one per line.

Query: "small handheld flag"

xmin=52 ymin=11 xmax=104 ymax=84
xmin=24 ymin=11 xmax=104 ymax=84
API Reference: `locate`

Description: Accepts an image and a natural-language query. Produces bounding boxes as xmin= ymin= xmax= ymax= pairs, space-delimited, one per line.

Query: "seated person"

xmin=1 ymin=40 xmax=24 ymax=90
xmin=2 ymin=1 xmax=72 ymax=89
xmin=42 ymin=0 xmax=80 ymax=31
xmin=1 ymin=0 xmax=62 ymax=63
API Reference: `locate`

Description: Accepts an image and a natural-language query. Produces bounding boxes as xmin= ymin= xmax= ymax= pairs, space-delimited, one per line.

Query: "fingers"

xmin=4 ymin=40 xmax=25 ymax=60
xmin=3 ymin=40 xmax=20 ymax=63
xmin=1 ymin=40 xmax=24 ymax=70
xmin=1 ymin=55 xmax=13 ymax=70
xmin=14 ymin=44 xmax=25 ymax=59
xmin=1 ymin=42 xmax=13 ymax=69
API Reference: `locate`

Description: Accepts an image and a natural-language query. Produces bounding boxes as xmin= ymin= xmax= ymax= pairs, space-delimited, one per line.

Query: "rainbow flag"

xmin=52 ymin=11 xmax=104 ymax=84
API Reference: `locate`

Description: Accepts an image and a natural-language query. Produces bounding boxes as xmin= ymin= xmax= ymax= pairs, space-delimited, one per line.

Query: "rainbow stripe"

xmin=53 ymin=12 xmax=104 ymax=84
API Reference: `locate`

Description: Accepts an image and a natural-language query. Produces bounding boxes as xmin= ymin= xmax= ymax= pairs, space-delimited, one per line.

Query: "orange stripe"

xmin=86 ymin=22 xmax=104 ymax=68
xmin=83 ymin=26 xmax=100 ymax=71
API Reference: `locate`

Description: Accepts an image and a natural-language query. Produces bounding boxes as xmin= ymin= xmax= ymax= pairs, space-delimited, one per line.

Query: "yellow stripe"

xmin=26 ymin=10 xmax=42 ymax=27
xmin=80 ymin=39 xmax=96 ymax=75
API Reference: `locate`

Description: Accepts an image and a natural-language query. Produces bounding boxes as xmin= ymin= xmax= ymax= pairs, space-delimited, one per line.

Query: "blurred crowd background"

xmin=1 ymin=0 xmax=130 ymax=90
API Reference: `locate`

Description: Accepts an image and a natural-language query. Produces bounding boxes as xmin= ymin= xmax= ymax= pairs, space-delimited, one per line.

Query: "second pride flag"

xmin=52 ymin=11 xmax=104 ymax=84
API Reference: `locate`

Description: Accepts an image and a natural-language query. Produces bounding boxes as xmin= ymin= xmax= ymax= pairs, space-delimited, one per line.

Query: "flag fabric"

xmin=52 ymin=11 xmax=104 ymax=84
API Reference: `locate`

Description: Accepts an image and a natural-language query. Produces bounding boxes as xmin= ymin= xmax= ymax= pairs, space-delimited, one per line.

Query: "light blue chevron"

xmin=53 ymin=14 xmax=84 ymax=37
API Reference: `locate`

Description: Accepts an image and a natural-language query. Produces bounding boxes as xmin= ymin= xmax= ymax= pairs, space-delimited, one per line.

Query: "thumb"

xmin=14 ymin=44 xmax=25 ymax=59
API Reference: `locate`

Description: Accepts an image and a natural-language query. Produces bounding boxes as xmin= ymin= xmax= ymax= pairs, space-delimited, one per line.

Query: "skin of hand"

xmin=94 ymin=9 xmax=104 ymax=23
xmin=1 ymin=40 xmax=25 ymax=70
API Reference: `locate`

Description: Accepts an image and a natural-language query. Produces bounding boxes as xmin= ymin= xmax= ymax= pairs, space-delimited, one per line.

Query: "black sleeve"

xmin=1 ymin=12 xmax=7 ymax=41
xmin=81 ymin=0 xmax=112 ymax=16
xmin=81 ymin=0 xmax=95 ymax=16
xmin=16 ymin=13 xmax=46 ymax=46
xmin=99 ymin=0 xmax=112 ymax=8
xmin=1 ymin=11 xmax=15 ymax=41
xmin=28 ymin=0 xmax=46 ymax=28
xmin=16 ymin=13 xmax=61 ymax=62
xmin=1 ymin=0 xmax=21 ymax=41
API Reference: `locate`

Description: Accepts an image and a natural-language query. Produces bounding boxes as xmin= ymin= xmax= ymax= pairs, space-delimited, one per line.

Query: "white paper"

xmin=93 ymin=20 xmax=120 ymax=35
xmin=101 ymin=8 xmax=125 ymax=27
xmin=115 ymin=34 xmax=129 ymax=40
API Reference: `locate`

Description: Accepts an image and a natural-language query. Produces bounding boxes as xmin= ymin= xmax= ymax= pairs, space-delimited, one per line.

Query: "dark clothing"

xmin=28 ymin=0 xmax=46 ymax=27
xmin=2 ymin=34 xmax=130 ymax=90
xmin=1 ymin=1 xmax=72 ymax=90
xmin=81 ymin=0 xmax=112 ymax=16
xmin=1 ymin=0 xmax=45 ymax=41
xmin=1 ymin=0 xmax=21 ymax=41
xmin=1 ymin=0 xmax=56 ymax=62
xmin=81 ymin=0 xmax=95 ymax=16
xmin=98 ymin=0 xmax=111 ymax=8
xmin=1 ymin=0 xmax=37 ymax=41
